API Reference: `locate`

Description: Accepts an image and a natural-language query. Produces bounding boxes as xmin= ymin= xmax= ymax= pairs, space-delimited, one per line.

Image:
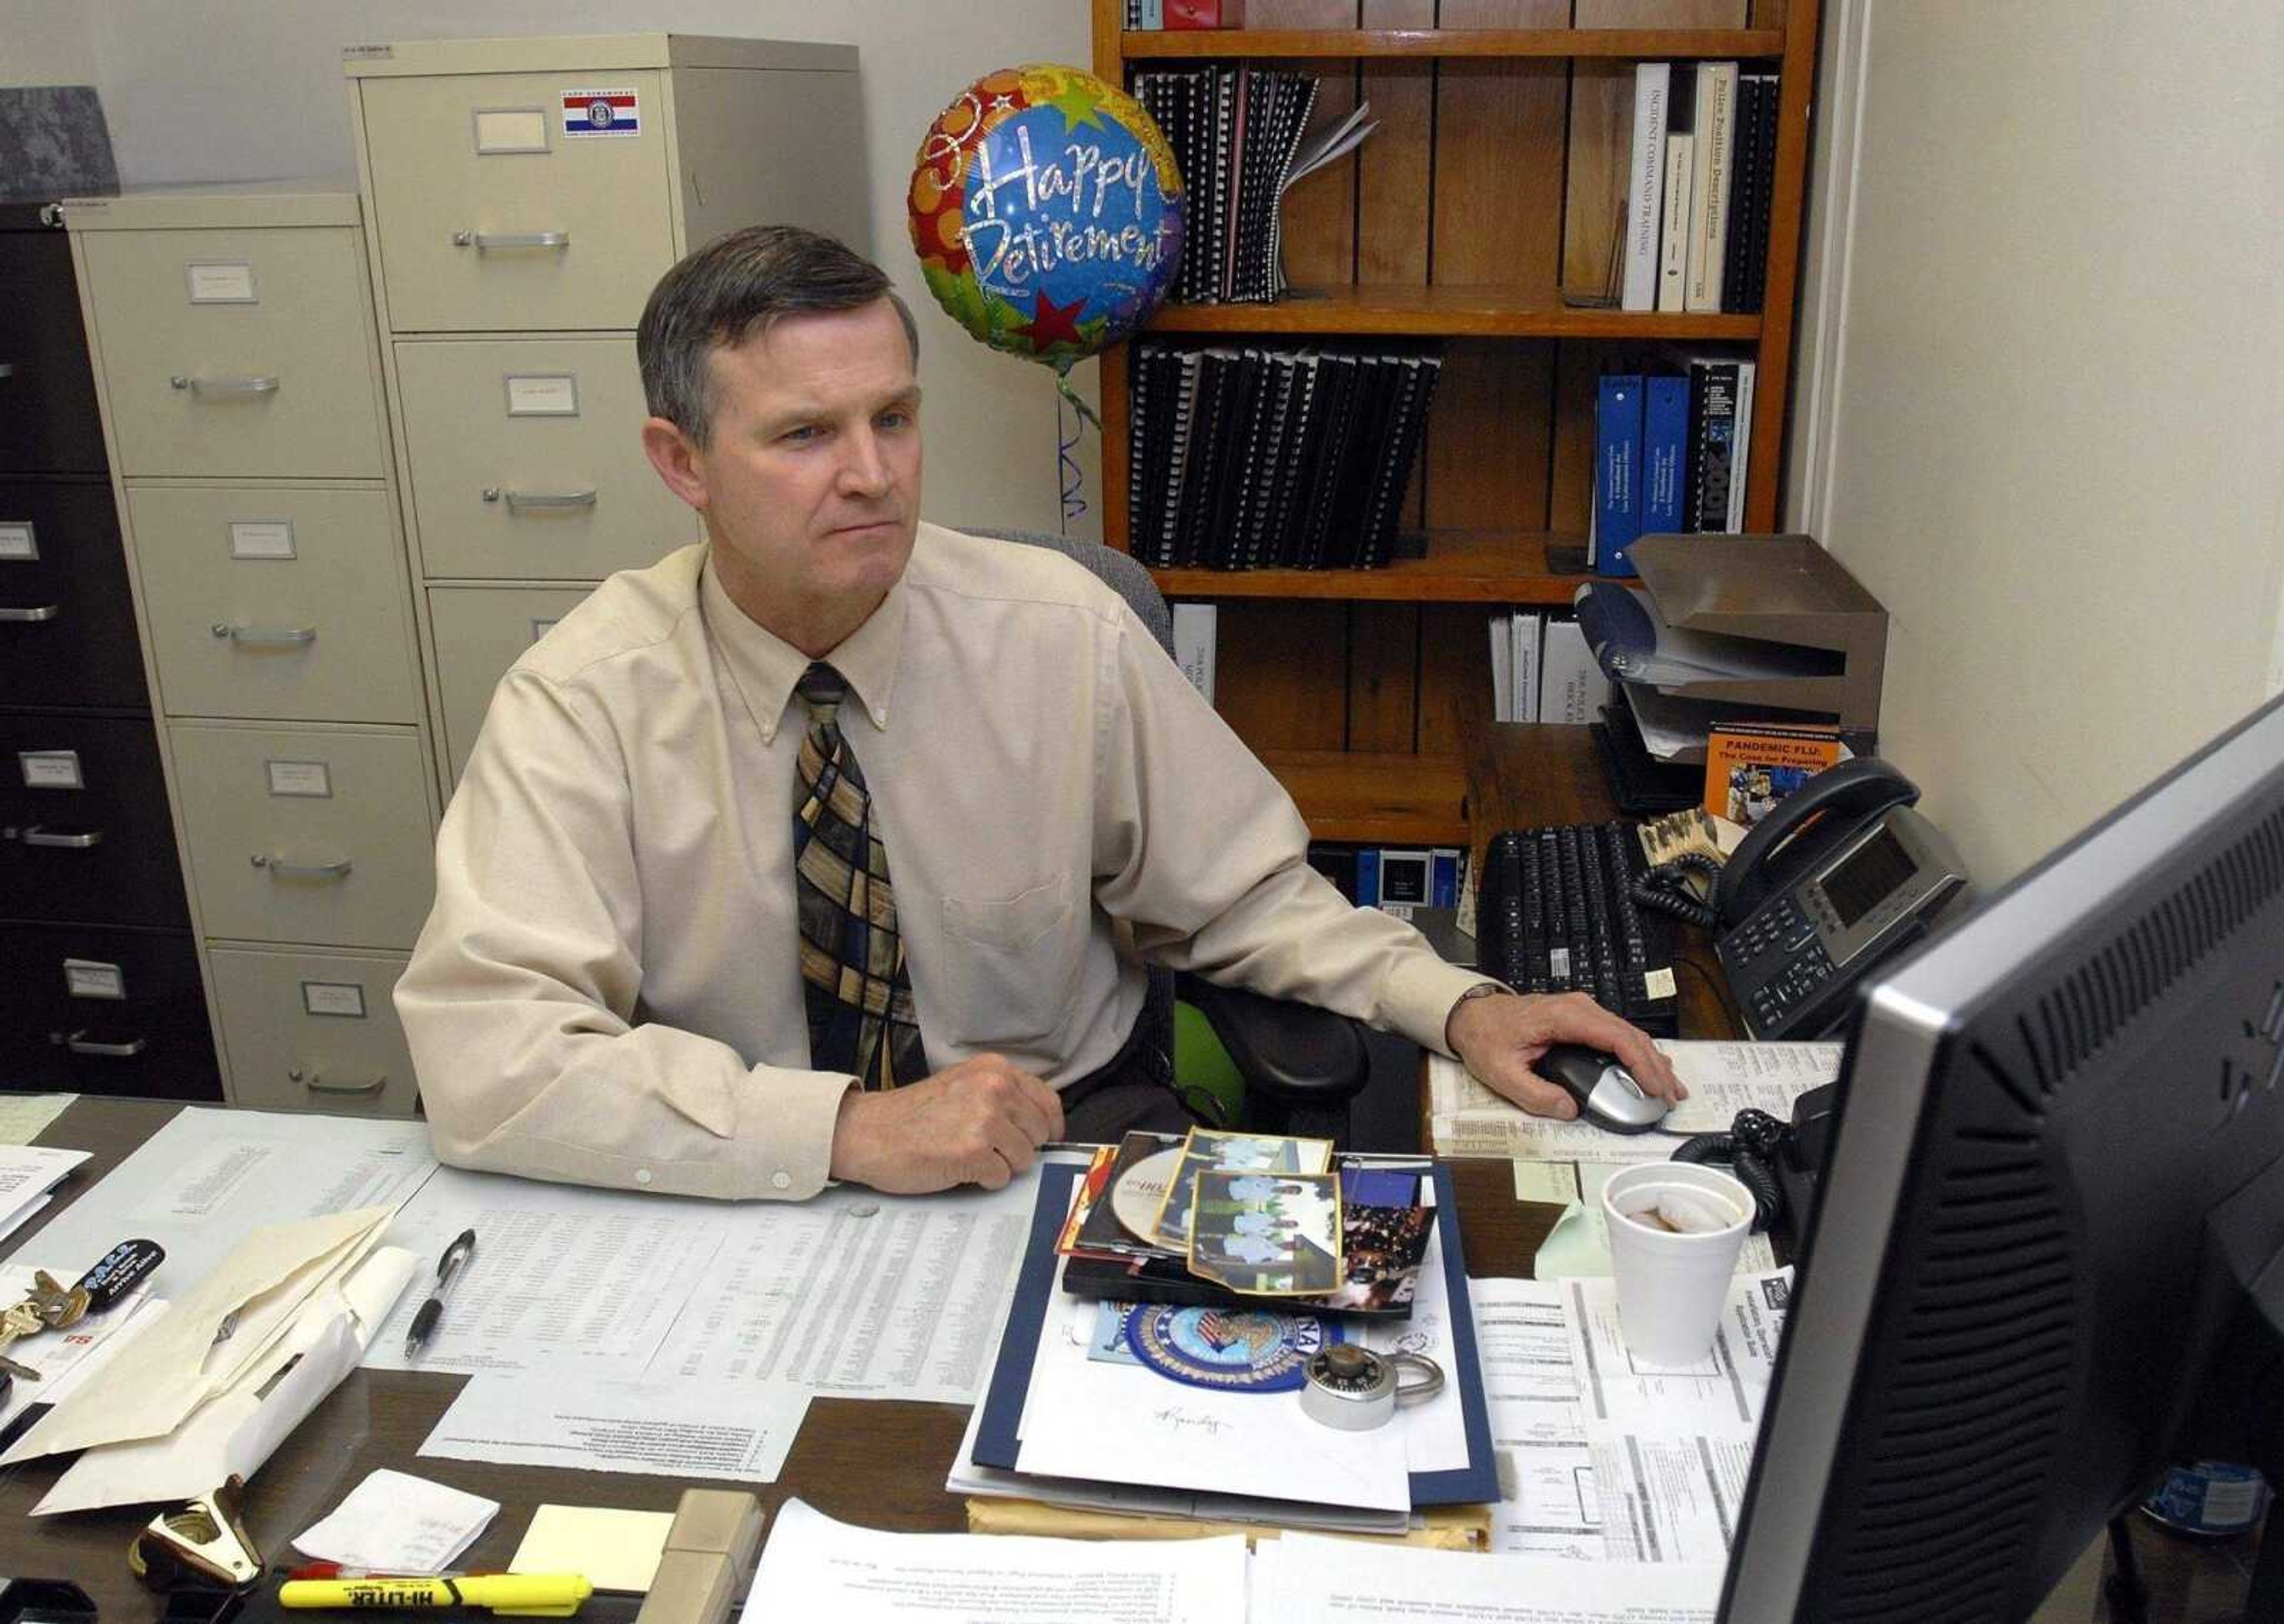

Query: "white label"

xmin=1645 ymin=966 xmax=1679 ymax=1001
xmin=341 ymin=43 xmax=394 ymax=60
xmin=302 ymin=981 xmax=368 ymax=1019
xmin=0 ymin=522 xmax=36 ymax=561
xmin=64 ymin=959 xmax=127 ymax=1001
xmin=1378 ymin=901 xmax=1416 ymax=922
xmin=228 ymin=520 xmax=297 ymax=560
xmin=186 ymin=261 xmax=257 ymax=304
xmin=266 ymin=759 xmax=332 ymax=798
xmin=504 ymin=374 xmax=579 ymax=417
xmin=473 ymin=107 xmax=550 ymax=155
xmin=529 ymin=617 xmax=561 ymax=644
xmin=20 ymin=750 xmax=83 ymax=790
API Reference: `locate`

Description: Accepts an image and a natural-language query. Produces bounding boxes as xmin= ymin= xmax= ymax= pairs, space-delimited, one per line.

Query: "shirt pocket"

xmin=936 ymin=878 xmax=1080 ymax=1049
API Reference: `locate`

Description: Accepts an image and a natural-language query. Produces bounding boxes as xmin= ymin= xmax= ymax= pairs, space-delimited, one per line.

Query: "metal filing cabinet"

xmin=345 ymin=33 xmax=867 ymax=796
xmin=65 ymin=186 xmax=439 ymax=1114
xmin=0 ymin=200 xmax=217 ymax=1102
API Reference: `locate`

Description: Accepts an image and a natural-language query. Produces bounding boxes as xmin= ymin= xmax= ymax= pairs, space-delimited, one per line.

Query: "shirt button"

xmin=634 ymin=1168 xmax=652 ymax=1186
xmin=771 ymin=1170 xmax=792 ymax=1191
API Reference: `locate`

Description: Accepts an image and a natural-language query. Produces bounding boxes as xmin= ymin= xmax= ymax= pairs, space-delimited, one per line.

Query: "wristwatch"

xmin=1447 ymin=980 xmax=1516 ymax=1045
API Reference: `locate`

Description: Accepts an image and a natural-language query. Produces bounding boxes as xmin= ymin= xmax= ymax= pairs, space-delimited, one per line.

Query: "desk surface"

xmin=6 ymin=727 xmax=1719 ymax=1610
xmin=0 ymin=1099 xmax=1560 ymax=1614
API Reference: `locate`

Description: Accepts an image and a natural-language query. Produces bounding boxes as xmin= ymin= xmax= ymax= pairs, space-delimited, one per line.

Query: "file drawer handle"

xmin=211 ymin=622 xmax=318 ymax=647
xmin=171 ymin=374 xmax=281 ymax=398
xmin=251 ymin=853 xmax=353 ymax=881
xmin=0 ymin=605 xmax=61 ymax=623
xmin=291 ymin=1067 xmax=387 ymax=1097
xmin=453 ymin=230 xmax=570 ymax=251
xmin=20 ymin=825 xmax=104 ymax=849
xmin=65 ymin=1029 xmax=147 ymax=1058
xmin=484 ymin=488 xmax=600 ymax=513
xmin=0 ymin=363 xmax=14 ymax=380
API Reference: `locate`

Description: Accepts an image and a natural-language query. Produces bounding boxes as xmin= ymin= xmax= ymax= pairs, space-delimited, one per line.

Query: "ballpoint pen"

xmin=404 ymin=1227 xmax=478 ymax=1361
xmin=278 ymin=1572 xmax=591 ymax=1616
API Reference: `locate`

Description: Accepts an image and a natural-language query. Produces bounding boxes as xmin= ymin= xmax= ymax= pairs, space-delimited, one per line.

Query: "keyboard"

xmin=1477 ymin=822 xmax=1681 ymax=1038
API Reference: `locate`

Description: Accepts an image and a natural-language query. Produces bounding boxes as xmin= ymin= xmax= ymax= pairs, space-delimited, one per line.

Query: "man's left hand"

xmin=1446 ymin=990 xmax=1687 ymax=1120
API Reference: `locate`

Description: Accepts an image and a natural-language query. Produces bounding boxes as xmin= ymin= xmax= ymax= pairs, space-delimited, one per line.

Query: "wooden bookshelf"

xmin=1094 ymin=0 xmax=1821 ymax=845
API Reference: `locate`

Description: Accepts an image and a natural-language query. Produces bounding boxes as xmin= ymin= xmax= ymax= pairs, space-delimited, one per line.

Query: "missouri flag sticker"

xmin=562 ymin=87 xmax=639 ymax=137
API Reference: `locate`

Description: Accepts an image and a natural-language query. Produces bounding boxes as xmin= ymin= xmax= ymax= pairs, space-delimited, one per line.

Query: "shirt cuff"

xmin=748 ymin=1066 xmax=858 ymax=1199
xmin=1382 ymin=952 xmax=1499 ymax=1060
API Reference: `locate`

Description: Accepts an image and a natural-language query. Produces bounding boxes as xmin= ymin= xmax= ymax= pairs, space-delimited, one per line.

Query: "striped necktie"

xmin=790 ymin=662 xmax=927 ymax=1089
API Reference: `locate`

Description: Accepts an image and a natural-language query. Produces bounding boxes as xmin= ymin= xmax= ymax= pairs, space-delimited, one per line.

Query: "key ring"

xmin=1298 ymin=1343 xmax=1445 ymax=1431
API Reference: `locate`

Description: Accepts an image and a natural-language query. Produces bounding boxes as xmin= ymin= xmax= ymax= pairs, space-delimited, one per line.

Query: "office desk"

xmin=0 ymin=1098 xmax=1559 ymax=1616
xmin=1462 ymin=721 xmax=1736 ymax=1042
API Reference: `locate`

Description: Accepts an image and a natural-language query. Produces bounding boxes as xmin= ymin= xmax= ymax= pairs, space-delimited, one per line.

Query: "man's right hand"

xmin=827 ymin=1053 xmax=1066 ymax=1193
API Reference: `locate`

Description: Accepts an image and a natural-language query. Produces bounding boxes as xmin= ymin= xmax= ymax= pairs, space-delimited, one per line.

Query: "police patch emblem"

xmin=1125 ymin=1305 xmax=1338 ymax=1393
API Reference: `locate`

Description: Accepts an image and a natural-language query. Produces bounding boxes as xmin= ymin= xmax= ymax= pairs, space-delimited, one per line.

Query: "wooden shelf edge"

xmin=1261 ymin=750 xmax=1470 ymax=846
xmin=1144 ymin=288 xmax=1762 ymax=341
xmin=1147 ymin=533 xmax=1613 ymax=604
xmin=1123 ymin=27 xmax=1787 ymax=60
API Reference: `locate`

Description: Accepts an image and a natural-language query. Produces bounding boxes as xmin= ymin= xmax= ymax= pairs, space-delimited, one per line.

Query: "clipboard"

xmin=972 ymin=1159 xmax=1498 ymax=1509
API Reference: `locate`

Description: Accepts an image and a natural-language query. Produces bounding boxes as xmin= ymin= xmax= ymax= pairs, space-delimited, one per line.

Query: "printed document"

xmin=423 ymin=1374 xmax=808 ymax=1484
xmin=18 ymin=1108 xmax=433 ymax=1284
xmin=1252 ymin=1531 xmax=1725 ymax=1623
xmin=1430 ymin=1040 xmax=1841 ymax=1160
xmin=1561 ymin=1271 xmax=1792 ymax=1435
xmin=746 ymin=1499 xmax=1245 ymax=1624
xmin=1470 ymin=1279 xmax=1597 ymax=1557
xmin=0 ymin=1094 xmax=76 ymax=1146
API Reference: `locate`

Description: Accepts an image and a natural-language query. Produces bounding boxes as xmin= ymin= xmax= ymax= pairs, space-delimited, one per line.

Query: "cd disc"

xmin=1110 ymin=1147 xmax=1183 ymax=1246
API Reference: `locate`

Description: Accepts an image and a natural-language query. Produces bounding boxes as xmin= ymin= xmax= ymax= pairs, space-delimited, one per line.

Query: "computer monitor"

xmin=1723 ymin=693 xmax=2284 ymax=1623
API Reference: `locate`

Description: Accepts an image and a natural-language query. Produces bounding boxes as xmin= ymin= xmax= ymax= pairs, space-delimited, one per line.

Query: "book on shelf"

xmin=1656 ymin=128 xmax=1695 ymax=313
xmin=1131 ymin=66 xmax=1370 ymax=306
xmin=1488 ymin=613 xmax=1513 ymax=723
xmin=1620 ymin=62 xmax=1671 ymax=313
xmin=1172 ymin=602 xmax=1217 ymax=702
xmin=1163 ymin=0 xmax=1242 ymax=24
xmin=1662 ymin=350 xmax=1756 ymax=535
xmin=1642 ymin=373 xmax=1690 ymax=539
xmin=1593 ymin=373 xmax=1645 ymax=576
xmin=1541 ymin=618 xmax=1613 ymax=726
xmin=1130 ymin=338 xmax=1442 ymax=572
xmin=1512 ymin=609 xmax=1543 ymax=724
xmin=1684 ymin=61 xmax=1740 ymax=313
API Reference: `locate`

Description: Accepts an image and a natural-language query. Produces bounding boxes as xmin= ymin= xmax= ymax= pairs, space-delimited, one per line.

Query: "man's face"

xmin=646 ymin=298 xmax=923 ymax=650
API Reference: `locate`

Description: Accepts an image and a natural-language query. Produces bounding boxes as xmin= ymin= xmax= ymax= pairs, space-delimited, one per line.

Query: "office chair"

xmin=970 ymin=527 xmax=1373 ymax=1144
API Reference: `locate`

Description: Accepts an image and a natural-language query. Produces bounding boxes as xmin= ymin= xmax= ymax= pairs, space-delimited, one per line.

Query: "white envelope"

xmin=4 ymin=1204 xmax=396 ymax=1466
xmin=30 ymin=1243 xmax=419 ymax=1515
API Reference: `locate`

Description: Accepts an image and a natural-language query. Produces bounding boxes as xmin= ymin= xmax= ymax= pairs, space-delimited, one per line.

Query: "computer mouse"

xmin=1534 ymin=1043 xmax=1673 ymax=1135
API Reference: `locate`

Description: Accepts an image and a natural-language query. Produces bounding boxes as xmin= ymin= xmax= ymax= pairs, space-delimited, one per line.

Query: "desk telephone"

xmin=1635 ymin=759 xmax=1969 ymax=1039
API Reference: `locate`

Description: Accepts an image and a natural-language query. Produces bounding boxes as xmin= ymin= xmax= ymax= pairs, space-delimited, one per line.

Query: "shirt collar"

xmin=699 ymin=549 xmax=908 ymax=745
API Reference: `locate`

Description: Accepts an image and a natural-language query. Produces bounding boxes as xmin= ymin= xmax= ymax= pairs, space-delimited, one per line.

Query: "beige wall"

xmin=1788 ymin=0 xmax=2284 ymax=885
xmin=33 ymin=0 xmax=1100 ymax=536
xmin=0 ymin=1 xmax=95 ymax=84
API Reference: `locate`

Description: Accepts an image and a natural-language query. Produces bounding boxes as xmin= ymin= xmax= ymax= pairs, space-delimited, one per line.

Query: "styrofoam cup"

xmin=1601 ymin=1161 xmax=1755 ymax=1365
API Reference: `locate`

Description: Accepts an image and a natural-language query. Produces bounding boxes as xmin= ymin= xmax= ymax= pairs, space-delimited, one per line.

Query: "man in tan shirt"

xmin=397 ymin=227 xmax=1683 ymax=1201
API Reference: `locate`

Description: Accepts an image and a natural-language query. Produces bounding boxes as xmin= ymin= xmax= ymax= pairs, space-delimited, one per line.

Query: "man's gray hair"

xmin=637 ymin=225 xmax=920 ymax=446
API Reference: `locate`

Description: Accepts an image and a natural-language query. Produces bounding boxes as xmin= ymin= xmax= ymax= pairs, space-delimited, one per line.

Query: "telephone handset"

xmin=1708 ymin=758 xmax=1969 ymax=1039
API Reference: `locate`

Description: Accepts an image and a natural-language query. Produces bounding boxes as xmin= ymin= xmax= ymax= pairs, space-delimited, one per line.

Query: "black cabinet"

xmin=0 ymin=922 xmax=220 ymax=1100
xmin=1 ymin=198 xmax=215 ymax=1097
xmin=0 ymin=212 xmax=108 ymax=477
xmin=0 ymin=477 xmax=148 ymax=708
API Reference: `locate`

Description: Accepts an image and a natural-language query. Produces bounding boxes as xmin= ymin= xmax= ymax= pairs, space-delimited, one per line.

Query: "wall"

xmin=0 ymin=2 xmax=95 ymax=84
xmin=48 ymin=0 xmax=1101 ymax=536
xmin=1786 ymin=0 xmax=2284 ymax=884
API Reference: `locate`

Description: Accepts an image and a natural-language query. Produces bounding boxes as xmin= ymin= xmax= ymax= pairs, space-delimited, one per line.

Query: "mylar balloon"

xmin=909 ymin=64 xmax=1184 ymax=382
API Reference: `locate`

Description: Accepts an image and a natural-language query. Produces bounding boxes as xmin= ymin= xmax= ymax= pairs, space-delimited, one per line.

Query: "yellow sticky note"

xmin=1511 ymin=1161 xmax=1581 ymax=1204
xmin=510 ymin=1505 xmax=676 ymax=1593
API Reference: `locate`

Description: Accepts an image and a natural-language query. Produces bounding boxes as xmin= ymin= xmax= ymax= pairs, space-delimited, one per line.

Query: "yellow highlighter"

xmin=277 ymin=1573 xmax=594 ymax=1617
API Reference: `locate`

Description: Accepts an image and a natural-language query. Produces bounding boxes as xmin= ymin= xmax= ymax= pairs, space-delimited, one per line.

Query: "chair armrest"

xmin=1175 ymin=975 xmax=1370 ymax=1109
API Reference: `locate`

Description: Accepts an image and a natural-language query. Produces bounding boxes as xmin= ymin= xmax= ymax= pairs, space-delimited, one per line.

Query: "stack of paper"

xmin=948 ymin=1159 xmax=1501 ymax=1536
xmin=0 ymin=1144 xmax=90 ymax=1246
xmin=1428 ymin=1039 xmax=1843 ymax=1161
